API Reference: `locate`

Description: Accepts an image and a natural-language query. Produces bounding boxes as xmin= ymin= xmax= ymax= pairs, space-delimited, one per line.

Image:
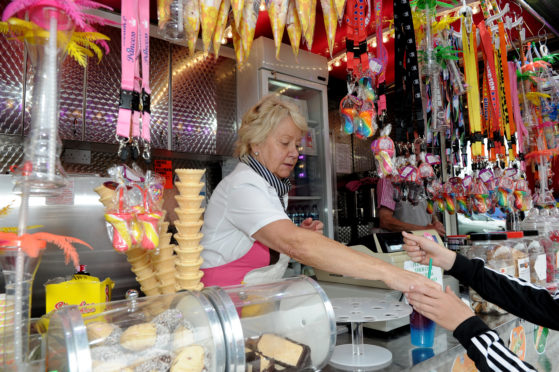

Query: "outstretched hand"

xmin=406 ymin=284 xmax=475 ymax=332
xmin=402 ymin=231 xmax=456 ymax=271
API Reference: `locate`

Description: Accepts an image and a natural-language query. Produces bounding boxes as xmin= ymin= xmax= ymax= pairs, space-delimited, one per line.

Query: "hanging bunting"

xmin=231 ymin=12 xmax=245 ymax=64
xmin=286 ymin=0 xmax=302 ymax=57
xmin=267 ymin=0 xmax=290 ymax=59
xmin=212 ymin=0 xmax=230 ymax=58
xmin=239 ymin=0 xmax=259 ymax=57
xmin=231 ymin=0 xmax=246 ymax=27
xmin=200 ymin=0 xmax=222 ymax=52
xmin=303 ymin=0 xmax=317 ymax=50
xmin=185 ymin=0 xmax=201 ymax=55
xmin=333 ymin=0 xmax=346 ymax=23
xmin=295 ymin=0 xmax=312 ymax=35
xmin=320 ymin=0 xmax=337 ymax=57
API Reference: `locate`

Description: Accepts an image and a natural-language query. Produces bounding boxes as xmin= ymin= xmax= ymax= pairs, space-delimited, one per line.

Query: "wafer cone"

xmin=175 ymin=195 xmax=204 ymax=210
xmin=174 ymin=220 xmax=204 ymax=235
xmin=176 ymin=257 xmax=204 ymax=275
xmin=131 ymin=262 xmax=154 ymax=278
xmin=158 ymin=233 xmax=172 ymax=248
xmin=179 ymin=282 xmax=204 ymax=291
xmin=153 ymin=257 xmax=175 ymax=272
xmin=94 ymin=185 xmax=115 ymax=199
xmin=160 ymin=282 xmax=177 ymax=294
xmin=126 ymin=247 xmax=147 ymax=260
xmin=174 ymin=245 xmax=204 ymax=263
xmin=98 ymin=196 xmax=115 ymax=210
xmin=175 ymin=168 xmax=206 ymax=183
xmin=155 ymin=268 xmax=176 ymax=282
xmin=175 ymin=208 xmax=205 ymax=223
xmin=176 ymin=271 xmax=204 ymax=288
xmin=141 ymin=285 xmax=161 ymax=296
xmin=175 ymin=233 xmax=203 ymax=249
xmin=176 ymin=181 xmax=204 ymax=196
xmin=127 ymin=251 xmax=150 ymax=267
xmin=137 ymin=273 xmax=159 ymax=288
xmin=159 ymin=220 xmax=170 ymax=233
xmin=152 ymin=244 xmax=175 ymax=261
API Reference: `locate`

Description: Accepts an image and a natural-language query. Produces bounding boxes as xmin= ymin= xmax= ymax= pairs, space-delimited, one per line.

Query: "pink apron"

xmin=201 ymin=241 xmax=270 ymax=287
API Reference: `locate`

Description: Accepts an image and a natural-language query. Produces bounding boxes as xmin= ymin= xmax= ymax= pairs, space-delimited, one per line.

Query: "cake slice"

xmin=256 ymin=333 xmax=311 ymax=369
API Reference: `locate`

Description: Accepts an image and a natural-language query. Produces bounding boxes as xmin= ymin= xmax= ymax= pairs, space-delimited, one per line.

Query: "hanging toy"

xmin=442 ymin=181 xmax=456 ymax=215
xmin=513 ymin=179 xmax=531 ymax=212
xmin=496 ymin=176 xmax=514 ymax=210
xmin=371 ymin=125 xmax=395 ymax=177
xmin=104 ymin=185 xmax=134 ymax=253
xmin=357 ymin=100 xmax=375 ymax=138
xmin=339 ymin=94 xmax=360 ymax=134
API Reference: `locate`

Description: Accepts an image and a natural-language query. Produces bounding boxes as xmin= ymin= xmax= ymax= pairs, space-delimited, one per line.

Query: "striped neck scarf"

xmin=240 ymin=155 xmax=291 ymax=209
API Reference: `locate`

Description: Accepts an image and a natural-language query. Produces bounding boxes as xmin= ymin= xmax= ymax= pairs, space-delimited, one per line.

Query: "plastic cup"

xmin=410 ymin=310 xmax=435 ymax=347
xmin=411 ymin=347 xmax=435 ymax=365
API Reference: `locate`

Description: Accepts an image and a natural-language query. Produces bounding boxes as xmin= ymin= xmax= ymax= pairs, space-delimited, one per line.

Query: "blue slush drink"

xmin=410 ymin=310 xmax=435 ymax=347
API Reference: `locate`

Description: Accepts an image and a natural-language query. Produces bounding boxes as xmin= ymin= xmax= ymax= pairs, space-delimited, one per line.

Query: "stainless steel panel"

xmin=215 ymin=58 xmax=237 ymax=156
xmin=149 ymin=38 xmax=170 ymax=149
xmin=0 ymin=4 xmax=25 ymax=137
xmin=0 ymin=175 xmax=137 ymax=317
xmin=171 ymin=47 xmax=216 ymax=154
xmin=59 ymin=58 xmax=85 ymax=140
xmin=85 ymin=26 xmax=121 ymax=144
xmin=0 ymin=139 xmax=23 ymax=173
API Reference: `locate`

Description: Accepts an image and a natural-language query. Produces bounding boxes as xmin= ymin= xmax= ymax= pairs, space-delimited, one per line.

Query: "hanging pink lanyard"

xmin=139 ymin=0 xmax=151 ymax=149
xmin=118 ymin=0 xmax=150 ymax=161
xmin=374 ymin=0 xmax=387 ymax=114
xmin=118 ymin=0 xmax=138 ymax=141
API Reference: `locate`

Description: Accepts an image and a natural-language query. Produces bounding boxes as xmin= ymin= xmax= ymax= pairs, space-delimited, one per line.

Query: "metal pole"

xmin=513 ymin=0 xmax=559 ymax=37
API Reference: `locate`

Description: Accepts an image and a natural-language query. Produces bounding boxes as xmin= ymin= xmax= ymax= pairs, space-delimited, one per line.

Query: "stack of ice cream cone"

xmin=173 ymin=168 xmax=206 ymax=291
xmin=94 ymin=184 xmax=116 ymax=210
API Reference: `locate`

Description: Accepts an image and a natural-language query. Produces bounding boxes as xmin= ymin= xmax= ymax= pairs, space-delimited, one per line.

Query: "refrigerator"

xmin=237 ymin=37 xmax=334 ymax=238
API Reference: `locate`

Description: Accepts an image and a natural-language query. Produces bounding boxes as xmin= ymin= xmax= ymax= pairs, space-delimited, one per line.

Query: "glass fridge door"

xmin=260 ymin=70 xmax=334 ymax=238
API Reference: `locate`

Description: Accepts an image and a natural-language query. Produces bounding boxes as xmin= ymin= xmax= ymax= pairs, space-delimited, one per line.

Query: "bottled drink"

xmin=310 ymin=204 xmax=319 ymax=220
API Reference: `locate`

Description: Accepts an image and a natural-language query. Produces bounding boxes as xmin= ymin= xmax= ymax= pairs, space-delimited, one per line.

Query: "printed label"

xmin=509 ymin=325 xmax=526 ymax=360
xmin=534 ymin=254 xmax=547 ymax=281
xmin=516 ymin=257 xmax=530 ymax=282
xmin=479 ymin=169 xmax=494 ymax=183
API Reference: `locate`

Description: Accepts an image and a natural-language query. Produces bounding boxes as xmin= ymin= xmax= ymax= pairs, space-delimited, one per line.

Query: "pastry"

xmin=133 ymin=352 xmax=173 ymax=372
xmin=256 ymin=333 xmax=311 ymax=369
xmin=90 ymin=345 xmax=130 ymax=371
xmin=120 ymin=323 xmax=157 ymax=351
xmin=152 ymin=309 xmax=184 ymax=332
xmin=172 ymin=324 xmax=195 ymax=350
xmin=170 ymin=345 xmax=205 ymax=372
xmin=86 ymin=322 xmax=117 ymax=345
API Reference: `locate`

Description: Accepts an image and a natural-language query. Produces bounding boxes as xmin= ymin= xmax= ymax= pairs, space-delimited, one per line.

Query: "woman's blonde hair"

xmin=235 ymin=94 xmax=308 ymax=157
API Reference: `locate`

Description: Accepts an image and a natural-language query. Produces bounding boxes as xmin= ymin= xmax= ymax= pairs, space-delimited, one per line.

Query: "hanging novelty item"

xmin=371 ymin=125 xmax=395 ymax=178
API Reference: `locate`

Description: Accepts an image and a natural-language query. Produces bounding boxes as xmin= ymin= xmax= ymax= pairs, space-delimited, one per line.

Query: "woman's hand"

xmin=406 ymin=284 xmax=475 ymax=332
xmin=299 ymin=217 xmax=324 ymax=235
xmin=402 ymin=231 xmax=456 ymax=271
xmin=382 ymin=267 xmax=441 ymax=293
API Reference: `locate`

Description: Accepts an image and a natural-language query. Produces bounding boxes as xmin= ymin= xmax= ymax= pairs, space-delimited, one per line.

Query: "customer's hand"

xmin=300 ymin=217 xmax=324 ymax=235
xmin=406 ymin=284 xmax=475 ymax=332
xmin=402 ymin=231 xmax=456 ymax=271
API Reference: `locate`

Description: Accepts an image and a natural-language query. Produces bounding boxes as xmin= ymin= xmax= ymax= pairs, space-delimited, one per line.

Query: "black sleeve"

xmin=453 ymin=316 xmax=537 ymax=372
xmin=449 ymin=254 xmax=559 ymax=330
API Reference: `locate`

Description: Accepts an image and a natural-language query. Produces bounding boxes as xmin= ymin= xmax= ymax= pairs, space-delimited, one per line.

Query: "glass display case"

xmin=44 ymin=276 xmax=336 ymax=371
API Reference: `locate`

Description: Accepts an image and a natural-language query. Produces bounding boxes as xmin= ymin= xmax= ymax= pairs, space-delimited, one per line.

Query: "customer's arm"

xmin=404 ymin=232 xmax=559 ymax=330
xmin=252 ymin=220 xmax=439 ymax=293
xmin=406 ymin=284 xmax=537 ymax=372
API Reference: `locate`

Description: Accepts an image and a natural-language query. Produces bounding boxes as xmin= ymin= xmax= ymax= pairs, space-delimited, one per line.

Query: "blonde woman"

xmin=200 ymin=94 xmax=438 ymax=292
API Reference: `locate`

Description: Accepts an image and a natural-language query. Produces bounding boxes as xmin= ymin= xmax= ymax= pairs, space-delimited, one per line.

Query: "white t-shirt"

xmin=200 ymin=162 xmax=290 ymax=268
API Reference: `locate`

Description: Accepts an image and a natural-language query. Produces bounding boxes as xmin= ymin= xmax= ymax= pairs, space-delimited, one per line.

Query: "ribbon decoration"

xmin=373 ymin=0 xmax=387 ymax=115
xmin=461 ymin=16 xmax=482 ymax=158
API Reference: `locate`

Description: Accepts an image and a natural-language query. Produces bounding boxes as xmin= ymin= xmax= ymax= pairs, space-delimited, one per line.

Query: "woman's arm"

xmin=252 ymin=220 xmax=440 ymax=293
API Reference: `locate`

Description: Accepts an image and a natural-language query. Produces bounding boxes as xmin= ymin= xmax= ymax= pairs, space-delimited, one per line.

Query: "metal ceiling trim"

xmin=514 ymin=0 xmax=559 ymax=37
